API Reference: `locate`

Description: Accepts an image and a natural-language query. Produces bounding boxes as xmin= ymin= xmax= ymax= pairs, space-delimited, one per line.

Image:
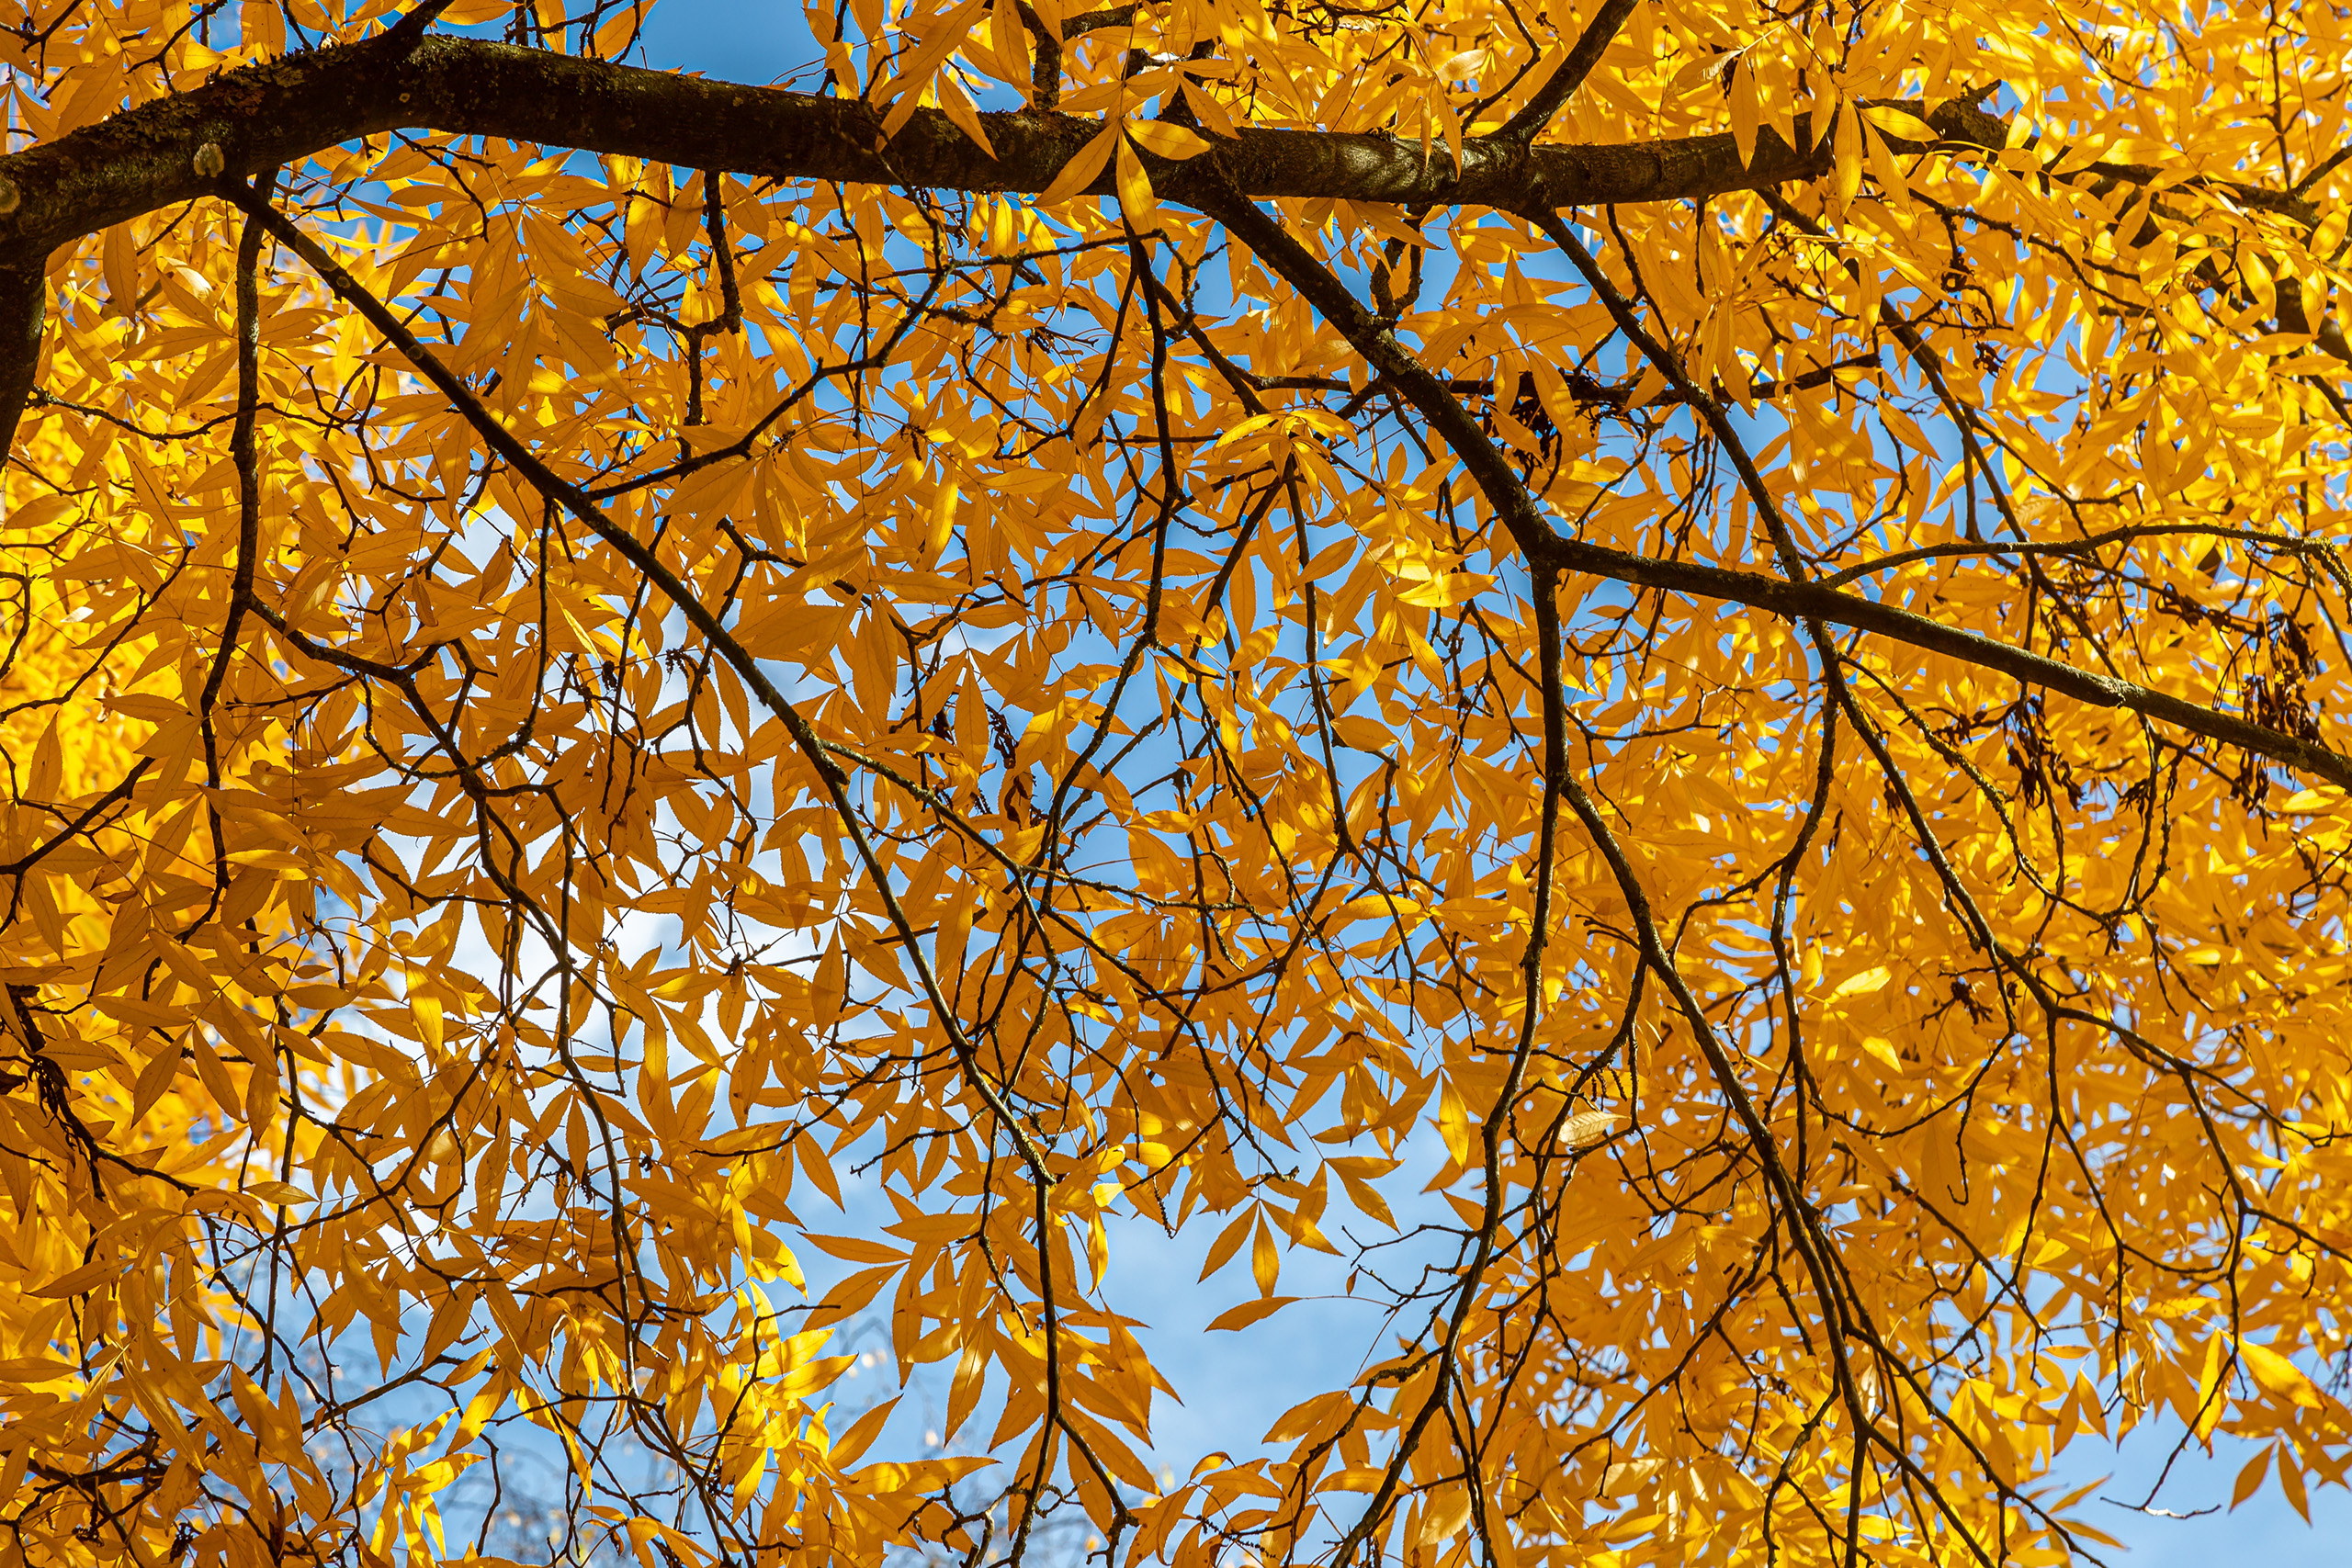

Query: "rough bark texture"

xmin=0 ymin=260 xmax=42 ymax=457
xmin=0 ymin=30 xmax=2007 ymax=262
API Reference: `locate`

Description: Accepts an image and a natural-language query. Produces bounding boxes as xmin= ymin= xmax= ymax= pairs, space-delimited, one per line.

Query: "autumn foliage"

xmin=3 ymin=0 xmax=2352 ymax=1565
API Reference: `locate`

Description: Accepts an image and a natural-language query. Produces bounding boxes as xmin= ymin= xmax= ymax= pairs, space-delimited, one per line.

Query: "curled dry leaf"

xmin=1561 ymin=1108 xmax=1621 ymax=1152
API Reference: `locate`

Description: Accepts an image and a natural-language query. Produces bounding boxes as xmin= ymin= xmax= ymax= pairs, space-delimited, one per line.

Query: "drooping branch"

xmin=1200 ymin=184 xmax=2352 ymax=793
xmin=1538 ymin=533 xmax=2352 ymax=791
xmin=223 ymin=176 xmax=1154 ymax=1539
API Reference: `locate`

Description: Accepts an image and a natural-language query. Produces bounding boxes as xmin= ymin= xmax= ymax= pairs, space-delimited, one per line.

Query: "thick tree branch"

xmin=6 ymin=28 xmax=2324 ymax=462
xmin=0 ymin=258 xmax=41 ymax=456
xmin=0 ymin=32 xmax=2007 ymax=457
xmin=0 ymin=33 xmax=2006 ymax=264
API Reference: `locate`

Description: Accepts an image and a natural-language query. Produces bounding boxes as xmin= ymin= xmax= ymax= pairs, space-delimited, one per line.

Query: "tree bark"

xmin=0 ymin=31 xmax=2010 ymax=262
xmin=0 ymin=258 xmax=43 ymax=457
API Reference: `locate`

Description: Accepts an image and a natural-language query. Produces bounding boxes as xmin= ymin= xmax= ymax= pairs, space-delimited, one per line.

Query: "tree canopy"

xmin=4 ymin=0 xmax=2352 ymax=1565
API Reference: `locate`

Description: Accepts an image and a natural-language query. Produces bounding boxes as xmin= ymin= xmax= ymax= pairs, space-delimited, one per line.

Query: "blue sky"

xmin=564 ymin=1 xmax=2352 ymax=1560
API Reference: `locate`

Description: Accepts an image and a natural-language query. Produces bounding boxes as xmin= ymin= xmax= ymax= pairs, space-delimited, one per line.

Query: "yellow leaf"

xmin=1600 ymin=1458 xmax=1664 ymax=1495
xmin=1115 ymin=134 xmax=1156 ymax=225
xmin=1038 ymin=123 xmax=1118 ymax=207
xmin=2192 ymin=1331 xmax=2229 ymax=1439
xmin=1417 ymin=1484 xmax=1472 ymax=1548
xmin=1437 ymin=1079 xmax=1474 ymax=1168
xmin=1179 ymin=80 xmax=1239 ymax=139
xmin=1860 ymin=105 xmax=1939 ymax=142
xmin=2239 ymin=1339 xmax=2324 ymax=1408
xmin=244 ymin=1180 xmax=313 ymax=1206
xmin=2281 ymin=1442 xmax=2312 ymax=1521
xmin=1437 ymin=50 xmax=1487 ymax=84
xmin=1831 ymin=965 xmax=1893 ymax=999
xmin=1729 ymin=59 xmax=1761 ymax=168
xmin=2231 ymin=1444 xmax=2273 ymax=1509
xmin=1207 ymin=1295 xmax=1297 ymax=1331
xmin=1128 ymin=121 xmax=1212 ymax=161
xmin=830 ymin=1395 xmax=900 ymax=1465
xmin=1561 ymin=1109 xmax=1619 ymax=1151
xmin=410 ymin=993 xmax=445 ymax=1054
xmin=1832 ymin=99 xmax=1863 ymax=208
xmin=937 ymin=73 xmax=997 ymax=158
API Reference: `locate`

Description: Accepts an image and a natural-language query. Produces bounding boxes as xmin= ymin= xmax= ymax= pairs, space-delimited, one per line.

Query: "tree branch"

xmin=6 ymin=28 xmax=2323 ymax=459
xmin=8 ymin=31 xmax=2340 ymax=791
xmin=0 ymin=33 xmax=2007 ymax=264
xmin=218 ymin=178 xmax=1067 ymax=1189
xmin=1493 ymin=0 xmax=1642 ymax=146
xmin=1536 ymin=531 xmax=2352 ymax=791
xmin=0 ymin=256 xmax=42 ymax=457
xmin=1203 ymin=183 xmax=2352 ymax=793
